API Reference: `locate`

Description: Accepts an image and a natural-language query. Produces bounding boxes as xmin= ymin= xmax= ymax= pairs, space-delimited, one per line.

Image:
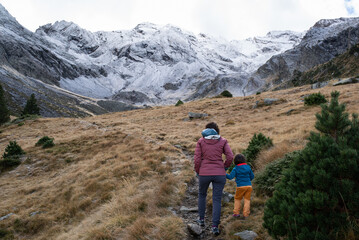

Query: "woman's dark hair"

xmin=234 ymin=154 xmax=246 ymax=165
xmin=205 ymin=122 xmax=219 ymax=134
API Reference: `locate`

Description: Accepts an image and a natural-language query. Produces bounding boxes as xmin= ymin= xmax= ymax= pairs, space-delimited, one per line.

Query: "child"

xmin=226 ymin=154 xmax=254 ymax=219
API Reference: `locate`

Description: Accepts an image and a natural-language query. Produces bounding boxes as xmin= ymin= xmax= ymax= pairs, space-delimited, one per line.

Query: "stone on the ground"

xmin=188 ymin=112 xmax=208 ymax=119
xmin=234 ymin=230 xmax=258 ymax=240
xmin=253 ymin=98 xmax=285 ymax=109
xmin=333 ymin=78 xmax=359 ymax=86
xmin=286 ymin=109 xmax=295 ymax=115
xmin=180 ymin=206 xmax=198 ymax=213
xmin=0 ymin=213 xmax=14 ymax=221
xmin=222 ymin=191 xmax=234 ymax=203
xmin=187 ymin=223 xmax=203 ymax=236
xmin=263 ymin=98 xmax=279 ymax=105
xmin=30 ymin=211 xmax=42 ymax=217
xmin=311 ymin=81 xmax=329 ymax=89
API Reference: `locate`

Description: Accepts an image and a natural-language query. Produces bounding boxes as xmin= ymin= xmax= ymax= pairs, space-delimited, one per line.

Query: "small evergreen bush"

xmin=242 ymin=133 xmax=273 ymax=169
xmin=220 ymin=90 xmax=233 ymax=98
xmin=2 ymin=141 xmax=25 ymax=159
xmin=175 ymin=100 xmax=184 ymax=106
xmin=36 ymin=136 xmax=55 ymax=149
xmin=1 ymin=141 xmax=25 ymax=170
xmin=228 ymin=133 xmax=273 ymax=172
xmin=304 ymin=92 xmax=327 ymax=105
xmin=42 ymin=140 xmax=55 ymax=149
xmin=22 ymin=94 xmax=40 ymax=116
xmin=0 ymin=156 xmax=21 ymax=169
xmin=263 ymin=91 xmax=359 ymax=239
xmin=254 ymin=151 xmax=300 ymax=196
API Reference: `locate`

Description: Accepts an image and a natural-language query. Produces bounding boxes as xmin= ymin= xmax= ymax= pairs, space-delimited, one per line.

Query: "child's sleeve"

xmin=226 ymin=168 xmax=236 ymax=180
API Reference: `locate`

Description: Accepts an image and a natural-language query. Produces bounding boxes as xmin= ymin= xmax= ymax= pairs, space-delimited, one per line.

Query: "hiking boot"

xmin=211 ymin=226 xmax=220 ymax=236
xmin=196 ymin=219 xmax=205 ymax=227
xmin=240 ymin=216 xmax=248 ymax=220
xmin=232 ymin=214 xmax=240 ymax=218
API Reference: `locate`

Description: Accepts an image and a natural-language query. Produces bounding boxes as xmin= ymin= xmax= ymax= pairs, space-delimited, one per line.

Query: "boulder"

xmin=263 ymin=98 xmax=279 ymax=105
xmin=311 ymin=81 xmax=329 ymax=89
xmin=188 ymin=112 xmax=208 ymax=119
xmin=0 ymin=213 xmax=14 ymax=221
xmin=333 ymin=78 xmax=359 ymax=86
xmin=234 ymin=230 xmax=258 ymax=240
xmin=253 ymin=98 xmax=286 ymax=109
xmin=222 ymin=191 xmax=234 ymax=203
xmin=286 ymin=109 xmax=296 ymax=115
xmin=180 ymin=206 xmax=198 ymax=213
xmin=187 ymin=223 xmax=203 ymax=236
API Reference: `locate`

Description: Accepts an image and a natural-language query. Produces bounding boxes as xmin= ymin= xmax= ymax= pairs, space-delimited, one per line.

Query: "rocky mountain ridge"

xmin=249 ymin=17 xmax=359 ymax=92
xmin=0 ymin=4 xmax=137 ymax=117
xmin=35 ymin=20 xmax=303 ymax=104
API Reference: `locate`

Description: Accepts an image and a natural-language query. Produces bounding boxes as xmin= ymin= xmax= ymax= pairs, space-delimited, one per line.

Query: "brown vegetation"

xmin=0 ymin=83 xmax=358 ymax=239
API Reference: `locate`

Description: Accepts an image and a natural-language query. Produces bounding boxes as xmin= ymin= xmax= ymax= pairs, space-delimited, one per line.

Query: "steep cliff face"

xmin=248 ymin=17 xmax=359 ymax=92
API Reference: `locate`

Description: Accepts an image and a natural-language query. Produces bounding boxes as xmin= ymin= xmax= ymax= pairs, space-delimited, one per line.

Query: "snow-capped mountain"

xmin=249 ymin=17 xmax=359 ymax=92
xmin=2 ymin=2 xmax=359 ymax=115
xmin=34 ymin=20 xmax=303 ymax=104
xmin=0 ymin=4 xmax=138 ymax=117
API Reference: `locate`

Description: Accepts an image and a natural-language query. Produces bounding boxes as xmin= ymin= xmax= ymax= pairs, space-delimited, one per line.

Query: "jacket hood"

xmin=202 ymin=137 xmax=222 ymax=145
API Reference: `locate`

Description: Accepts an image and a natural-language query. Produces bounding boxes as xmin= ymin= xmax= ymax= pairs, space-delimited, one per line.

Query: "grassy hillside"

xmin=0 ymin=82 xmax=358 ymax=239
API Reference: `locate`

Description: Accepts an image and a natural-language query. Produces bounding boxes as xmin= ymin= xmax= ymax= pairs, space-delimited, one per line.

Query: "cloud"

xmin=0 ymin=0 xmax=358 ymax=40
xmin=345 ymin=0 xmax=358 ymax=15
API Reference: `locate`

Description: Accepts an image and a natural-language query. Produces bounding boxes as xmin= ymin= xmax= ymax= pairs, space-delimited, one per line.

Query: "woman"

xmin=194 ymin=122 xmax=233 ymax=236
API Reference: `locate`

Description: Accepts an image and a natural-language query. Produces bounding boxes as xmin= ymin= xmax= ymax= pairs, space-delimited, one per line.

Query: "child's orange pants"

xmin=234 ymin=186 xmax=252 ymax=217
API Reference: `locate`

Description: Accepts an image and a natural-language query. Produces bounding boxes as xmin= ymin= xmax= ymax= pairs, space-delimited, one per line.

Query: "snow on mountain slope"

xmin=35 ymin=21 xmax=303 ymax=104
xmin=248 ymin=17 xmax=359 ymax=93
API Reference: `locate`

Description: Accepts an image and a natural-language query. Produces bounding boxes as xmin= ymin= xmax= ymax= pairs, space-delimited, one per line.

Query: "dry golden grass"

xmin=0 ymin=83 xmax=358 ymax=239
xmin=255 ymin=140 xmax=302 ymax=172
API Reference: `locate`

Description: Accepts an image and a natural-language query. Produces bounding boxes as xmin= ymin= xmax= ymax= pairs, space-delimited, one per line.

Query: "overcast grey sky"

xmin=0 ymin=0 xmax=358 ymax=40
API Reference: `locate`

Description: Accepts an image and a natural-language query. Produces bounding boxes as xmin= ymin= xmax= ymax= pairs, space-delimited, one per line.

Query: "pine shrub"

xmin=175 ymin=100 xmax=184 ymax=106
xmin=22 ymin=94 xmax=40 ymax=116
xmin=243 ymin=133 xmax=273 ymax=169
xmin=36 ymin=136 xmax=55 ymax=148
xmin=2 ymin=141 xmax=25 ymax=159
xmin=0 ymin=156 xmax=21 ymax=169
xmin=263 ymin=91 xmax=359 ymax=240
xmin=254 ymin=151 xmax=300 ymax=196
xmin=0 ymin=84 xmax=10 ymax=125
xmin=1 ymin=141 xmax=25 ymax=170
xmin=228 ymin=133 xmax=273 ymax=172
xmin=220 ymin=90 xmax=233 ymax=98
xmin=304 ymin=92 xmax=327 ymax=105
xmin=42 ymin=140 xmax=55 ymax=148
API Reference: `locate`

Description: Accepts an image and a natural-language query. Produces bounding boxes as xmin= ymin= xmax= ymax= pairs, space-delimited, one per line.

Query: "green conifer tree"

xmin=0 ymin=84 xmax=10 ymax=125
xmin=263 ymin=91 xmax=359 ymax=240
xmin=22 ymin=93 xmax=40 ymax=116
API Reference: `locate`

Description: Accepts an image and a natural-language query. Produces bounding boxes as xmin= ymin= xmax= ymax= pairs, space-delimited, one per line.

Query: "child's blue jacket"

xmin=226 ymin=163 xmax=254 ymax=187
